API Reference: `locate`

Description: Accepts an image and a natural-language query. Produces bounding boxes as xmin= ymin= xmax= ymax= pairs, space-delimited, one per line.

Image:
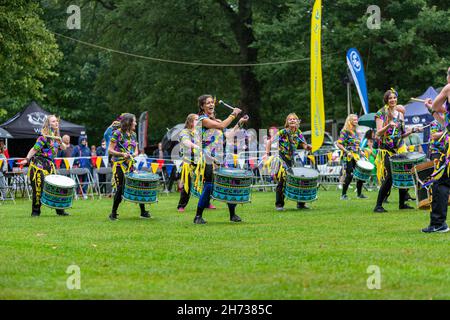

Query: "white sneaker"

xmin=83 ymin=195 xmax=88 ymax=200
xmin=338 ymin=184 xmax=343 ymax=190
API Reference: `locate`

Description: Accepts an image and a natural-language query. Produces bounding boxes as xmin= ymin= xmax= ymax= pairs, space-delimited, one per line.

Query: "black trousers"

xmin=112 ymin=165 xmax=145 ymax=214
xmin=375 ymin=152 xmax=407 ymax=208
xmin=430 ymin=153 xmax=450 ymax=226
xmin=342 ymin=158 xmax=364 ymax=196
xmin=29 ymin=161 xmax=65 ymax=215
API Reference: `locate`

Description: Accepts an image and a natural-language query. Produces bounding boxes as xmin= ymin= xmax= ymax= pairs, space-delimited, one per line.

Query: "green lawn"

xmin=1 ymin=188 xmax=449 ymax=300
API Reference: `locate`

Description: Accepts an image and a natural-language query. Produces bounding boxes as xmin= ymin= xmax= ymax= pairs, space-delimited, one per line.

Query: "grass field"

xmin=1 ymin=188 xmax=449 ymax=300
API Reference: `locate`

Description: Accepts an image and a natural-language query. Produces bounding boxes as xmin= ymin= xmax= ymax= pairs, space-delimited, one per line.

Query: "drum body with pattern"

xmin=390 ymin=152 xmax=426 ymax=189
xmin=284 ymin=167 xmax=319 ymax=202
xmin=212 ymin=168 xmax=253 ymax=204
xmin=123 ymin=171 xmax=159 ymax=204
xmin=412 ymin=161 xmax=450 ymax=210
xmin=41 ymin=174 xmax=76 ymax=209
xmin=354 ymin=159 xmax=375 ymax=182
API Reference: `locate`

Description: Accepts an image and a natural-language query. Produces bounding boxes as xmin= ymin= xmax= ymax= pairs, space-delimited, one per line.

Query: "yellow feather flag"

xmin=96 ymin=156 xmax=103 ymax=169
xmin=151 ymin=163 xmax=159 ymax=174
xmin=310 ymin=0 xmax=325 ymax=153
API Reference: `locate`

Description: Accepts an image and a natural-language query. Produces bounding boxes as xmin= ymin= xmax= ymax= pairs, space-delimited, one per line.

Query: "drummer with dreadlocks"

xmin=20 ymin=115 xmax=70 ymax=217
xmin=373 ymin=88 xmax=420 ymax=213
xmin=422 ymin=67 xmax=450 ymax=233
xmin=264 ymin=113 xmax=312 ymax=211
xmin=108 ymin=113 xmax=150 ymax=221
xmin=192 ymin=94 xmax=243 ymax=224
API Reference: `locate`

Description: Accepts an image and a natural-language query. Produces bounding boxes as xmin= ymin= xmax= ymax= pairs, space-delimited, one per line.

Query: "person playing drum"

xmin=336 ymin=114 xmax=367 ymax=200
xmin=20 ymin=115 xmax=70 ymax=217
xmin=421 ymin=67 xmax=450 ymax=233
xmin=192 ymin=94 xmax=243 ymax=224
xmin=108 ymin=113 xmax=150 ymax=221
xmin=373 ymin=88 xmax=421 ymax=213
xmin=177 ymin=113 xmax=201 ymax=212
xmin=264 ymin=113 xmax=312 ymax=211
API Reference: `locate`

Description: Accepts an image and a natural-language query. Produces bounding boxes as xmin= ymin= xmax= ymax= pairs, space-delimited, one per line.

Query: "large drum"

xmin=390 ymin=152 xmax=426 ymax=189
xmin=123 ymin=171 xmax=159 ymax=204
xmin=41 ymin=174 xmax=76 ymax=209
xmin=354 ymin=159 xmax=375 ymax=182
xmin=284 ymin=167 xmax=319 ymax=203
xmin=212 ymin=168 xmax=253 ymax=204
xmin=412 ymin=161 xmax=450 ymax=210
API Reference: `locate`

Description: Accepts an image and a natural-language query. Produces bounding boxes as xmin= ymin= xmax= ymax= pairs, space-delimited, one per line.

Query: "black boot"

xmin=194 ymin=207 xmax=206 ymax=224
xmin=109 ymin=212 xmax=119 ymax=221
xmin=56 ymin=209 xmax=69 ymax=216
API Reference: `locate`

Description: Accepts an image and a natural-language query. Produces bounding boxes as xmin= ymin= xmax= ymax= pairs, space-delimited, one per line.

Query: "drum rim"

xmin=126 ymin=172 xmax=160 ymax=181
xmin=214 ymin=170 xmax=253 ymax=178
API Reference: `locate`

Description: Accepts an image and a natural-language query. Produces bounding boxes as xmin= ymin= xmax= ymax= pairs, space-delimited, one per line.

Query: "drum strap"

xmin=28 ymin=161 xmax=56 ymax=206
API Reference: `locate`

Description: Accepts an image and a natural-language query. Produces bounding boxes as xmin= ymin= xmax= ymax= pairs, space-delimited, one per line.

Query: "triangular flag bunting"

xmin=173 ymin=160 xmax=182 ymax=171
xmin=68 ymin=157 xmax=75 ymax=169
xmin=0 ymin=159 xmax=3 ymax=170
xmin=146 ymin=159 xmax=153 ymax=168
xmin=96 ymin=156 xmax=103 ymax=169
xmin=102 ymin=156 xmax=108 ymax=167
xmin=138 ymin=161 xmax=145 ymax=171
xmin=151 ymin=163 xmax=159 ymax=173
xmin=237 ymin=158 xmax=245 ymax=169
xmin=166 ymin=164 xmax=174 ymax=177
xmin=249 ymin=159 xmax=255 ymax=169
xmin=8 ymin=160 xmax=14 ymax=170
xmin=233 ymin=154 xmax=239 ymax=167
xmin=156 ymin=159 xmax=164 ymax=170
xmin=91 ymin=156 xmax=98 ymax=168
xmin=55 ymin=159 xmax=62 ymax=169
xmin=63 ymin=159 xmax=70 ymax=169
xmin=307 ymin=155 xmax=315 ymax=165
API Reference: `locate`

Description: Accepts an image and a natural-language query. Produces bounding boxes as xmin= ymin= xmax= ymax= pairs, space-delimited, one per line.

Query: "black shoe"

xmin=399 ymin=204 xmax=414 ymax=210
xmin=193 ymin=216 xmax=206 ymax=224
xmin=421 ymin=224 xmax=450 ymax=233
xmin=297 ymin=203 xmax=310 ymax=209
xmin=373 ymin=206 xmax=387 ymax=213
xmin=140 ymin=211 xmax=151 ymax=219
xmin=31 ymin=212 xmax=40 ymax=217
xmin=230 ymin=214 xmax=242 ymax=222
xmin=357 ymin=194 xmax=368 ymax=199
xmin=109 ymin=213 xmax=119 ymax=221
xmin=56 ymin=210 xmax=69 ymax=216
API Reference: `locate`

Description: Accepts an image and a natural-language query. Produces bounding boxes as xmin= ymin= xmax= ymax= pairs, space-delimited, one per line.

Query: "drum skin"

xmin=212 ymin=168 xmax=253 ymax=204
xmin=390 ymin=152 xmax=426 ymax=189
xmin=41 ymin=174 xmax=76 ymax=209
xmin=284 ymin=167 xmax=319 ymax=203
xmin=354 ymin=160 xmax=374 ymax=182
xmin=123 ymin=171 xmax=159 ymax=204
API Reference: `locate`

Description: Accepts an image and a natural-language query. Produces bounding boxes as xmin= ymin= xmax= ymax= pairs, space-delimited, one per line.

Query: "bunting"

xmin=0 ymin=159 xmax=3 ymax=171
xmin=166 ymin=164 xmax=174 ymax=177
xmin=68 ymin=157 xmax=75 ymax=169
xmin=91 ymin=156 xmax=98 ymax=168
xmin=233 ymin=154 xmax=239 ymax=167
xmin=96 ymin=156 xmax=103 ymax=169
xmin=151 ymin=163 xmax=159 ymax=173
xmin=237 ymin=158 xmax=245 ymax=169
xmin=156 ymin=159 xmax=164 ymax=170
xmin=138 ymin=161 xmax=145 ymax=171
xmin=55 ymin=159 xmax=62 ymax=169
xmin=249 ymin=159 xmax=255 ymax=169
xmin=8 ymin=159 xmax=14 ymax=170
xmin=146 ymin=158 xmax=153 ymax=169
xmin=173 ymin=160 xmax=182 ymax=171
xmin=63 ymin=158 xmax=70 ymax=170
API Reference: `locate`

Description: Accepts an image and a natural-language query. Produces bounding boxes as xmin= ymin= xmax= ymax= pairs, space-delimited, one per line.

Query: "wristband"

xmin=229 ymin=114 xmax=236 ymax=120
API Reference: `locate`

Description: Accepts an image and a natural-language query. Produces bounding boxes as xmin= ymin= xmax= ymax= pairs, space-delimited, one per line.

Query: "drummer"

xmin=421 ymin=67 xmax=450 ymax=233
xmin=108 ymin=113 xmax=150 ymax=221
xmin=336 ymin=114 xmax=367 ymax=200
xmin=20 ymin=115 xmax=70 ymax=217
xmin=177 ymin=114 xmax=201 ymax=212
xmin=264 ymin=113 xmax=312 ymax=211
xmin=373 ymin=88 xmax=421 ymax=213
xmin=192 ymin=94 xmax=243 ymax=224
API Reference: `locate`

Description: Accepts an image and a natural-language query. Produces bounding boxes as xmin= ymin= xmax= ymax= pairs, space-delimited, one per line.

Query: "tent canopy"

xmin=0 ymin=101 xmax=86 ymax=139
xmin=0 ymin=127 xmax=13 ymax=139
xmin=404 ymin=86 xmax=438 ymax=126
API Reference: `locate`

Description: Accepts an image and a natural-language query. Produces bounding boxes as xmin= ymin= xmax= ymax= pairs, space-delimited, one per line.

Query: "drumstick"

xmin=410 ymin=98 xmax=427 ymax=103
xmin=218 ymin=100 xmax=235 ymax=111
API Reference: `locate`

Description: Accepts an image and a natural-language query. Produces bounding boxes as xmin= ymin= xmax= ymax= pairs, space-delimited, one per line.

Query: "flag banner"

xmin=237 ymin=158 xmax=245 ymax=169
xmin=96 ymin=157 xmax=103 ymax=169
xmin=0 ymin=159 xmax=3 ymax=171
xmin=68 ymin=157 xmax=75 ymax=169
xmin=91 ymin=156 xmax=98 ymax=168
xmin=249 ymin=159 xmax=255 ymax=169
xmin=166 ymin=164 xmax=174 ymax=177
xmin=346 ymin=48 xmax=369 ymax=114
xmin=310 ymin=0 xmax=325 ymax=153
xmin=146 ymin=158 xmax=153 ymax=168
xmin=8 ymin=159 xmax=14 ymax=170
xmin=157 ymin=159 xmax=164 ymax=170
xmin=102 ymin=156 xmax=108 ymax=168
xmin=55 ymin=159 xmax=62 ymax=169
xmin=138 ymin=161 xmax=145 ymax=171
xmin=151 ymin=163 xmax=159 ymax=173
xmin=64 ymin=159 xmax=70 ymax=170
xmin=233 ymin=154 xmax=239 ymax=167
xmin=173 ymin=160 xmax=182 ymax=171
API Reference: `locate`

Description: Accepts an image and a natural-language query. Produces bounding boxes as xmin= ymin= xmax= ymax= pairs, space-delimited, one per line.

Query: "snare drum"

xmin=41 ymin=174 xmax=76 ymax=209
xmin=390 ymin=152 xmax=426 ymax=189
xmin=354 ymin=159 xmax=375 ymax=182
xmin=212 ymin=168 xmax=253 ymax=204
xmin=123 ymin=171 xmax=159 ymax=204
xmin=284 ymin=167 xmax=319 ymax=202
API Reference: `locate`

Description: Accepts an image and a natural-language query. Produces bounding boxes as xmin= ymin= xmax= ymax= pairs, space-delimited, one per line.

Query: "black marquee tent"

xmin=0 ymin=101 xmax=86 ymax=138
xmin=0 ymin=101 xmax=86 ymax=157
